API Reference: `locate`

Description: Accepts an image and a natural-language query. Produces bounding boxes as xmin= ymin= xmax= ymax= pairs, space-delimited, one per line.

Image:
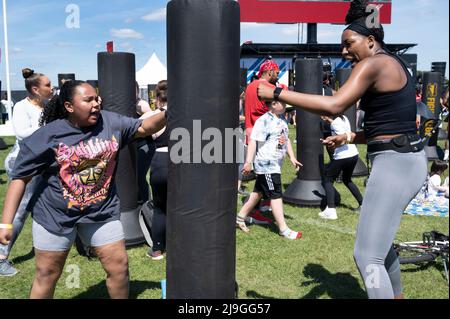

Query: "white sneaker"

xmin=318 ymin=207 xmax=338 ymax=220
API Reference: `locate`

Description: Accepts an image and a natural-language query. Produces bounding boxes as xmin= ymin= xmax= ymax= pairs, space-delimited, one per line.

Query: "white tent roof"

xmin=136 ymin=53 xmax=167 ymax=87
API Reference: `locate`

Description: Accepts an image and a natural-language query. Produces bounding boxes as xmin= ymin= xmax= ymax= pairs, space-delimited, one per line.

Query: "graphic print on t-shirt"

xmin=56 ymin=136 xmax=119 ymax=209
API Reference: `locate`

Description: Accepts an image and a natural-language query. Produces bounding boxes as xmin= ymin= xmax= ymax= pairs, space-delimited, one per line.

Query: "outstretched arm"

xmin=134 ymin=111 xmax=167 ymax=139
xmin=258 ymin=59 xmax=377 ymax=116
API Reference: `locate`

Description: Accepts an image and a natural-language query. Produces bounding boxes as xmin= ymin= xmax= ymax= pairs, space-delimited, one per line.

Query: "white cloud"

xmin=142 ymin=8 xmax=166 ymax=21
xmin=110 ymin=28 xmax=144 ymax=39
xmin=12 ymin=47 xmax=23 ymax=53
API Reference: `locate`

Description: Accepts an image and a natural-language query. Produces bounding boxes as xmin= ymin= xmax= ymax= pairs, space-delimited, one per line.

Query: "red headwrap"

xmin=257 ymin=60 xmax=279 ymax=78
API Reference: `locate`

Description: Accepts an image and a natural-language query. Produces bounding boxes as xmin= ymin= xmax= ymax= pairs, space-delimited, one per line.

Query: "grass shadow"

xmin=11 ymin=248 xmax=35 ymax=265
xmin=300 ymin=263 xmax=366 ymax=299
xmin=72 ymin=280 xmax=161 ymax=299
xmin=246 ymin=290 xmax=275 ymax=299
xmin=401 ymin=260 xmax=446 ymax=273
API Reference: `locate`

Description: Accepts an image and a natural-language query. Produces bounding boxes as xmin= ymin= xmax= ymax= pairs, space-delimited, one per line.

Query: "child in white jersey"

xmin=0 ymin=68 xmax=54 ymax=277
xmin=237 ymin=100 xmax=302 ymax=240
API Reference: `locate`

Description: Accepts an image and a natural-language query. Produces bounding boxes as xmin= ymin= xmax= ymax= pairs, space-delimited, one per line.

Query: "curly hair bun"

xmin=22 ymin=68 xmax=35 ymax=79
xmin=345 ymin=0 xmax=370 ymax=25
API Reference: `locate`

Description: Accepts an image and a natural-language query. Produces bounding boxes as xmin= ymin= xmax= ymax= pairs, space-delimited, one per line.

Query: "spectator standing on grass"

xmin=135 ymin=82 xmax=155 ymax=204
xmin=237 ymin=100 xmax=303 ymax=240
xmin=144 ymin=80 xmax=169 ymax=261
xmin=319 ymin=115 xmax=364 ymax=220
xmin=1 ymin=92 xmax=14 ymax=124
xmin=0 ymin=68 xmax=53 ymax=277
xmin=243 ymin=59 xmax=288 ymax=223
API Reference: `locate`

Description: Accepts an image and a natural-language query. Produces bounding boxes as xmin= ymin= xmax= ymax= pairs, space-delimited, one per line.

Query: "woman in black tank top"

xmin=258 ymin=0 xmax=428 ymax=299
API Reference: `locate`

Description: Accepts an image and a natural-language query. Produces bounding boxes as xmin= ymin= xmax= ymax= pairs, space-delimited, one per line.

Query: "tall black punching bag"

xmin=335 ymin=68 xmax=368 ymax=177
xmin=421 ymin=72 xmax=442 ymax=160
xmin=97 ymin=52 xmax=144 ymax=246
xmin=283 ymin=59 xmax=325 ymax=206
xmin=166 ymin=0 xmax=239 ymax=299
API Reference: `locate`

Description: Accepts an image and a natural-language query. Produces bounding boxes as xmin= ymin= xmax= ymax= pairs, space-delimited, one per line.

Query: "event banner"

xmin=239 ymin=0 xmax=392 ymax=24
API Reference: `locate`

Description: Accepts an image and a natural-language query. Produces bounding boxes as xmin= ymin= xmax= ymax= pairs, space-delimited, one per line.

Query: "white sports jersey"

xmin=251 ymin=112 xmax=288 ymax=174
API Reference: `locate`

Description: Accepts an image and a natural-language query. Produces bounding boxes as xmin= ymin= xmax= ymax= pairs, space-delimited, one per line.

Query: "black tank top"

xmin=153 ymin=108 xmax=169 ymax=149
xmin=154 ymin=127 xmax=169 ymax=149
xmin=359 ymin=52 xmax=417 ymax=139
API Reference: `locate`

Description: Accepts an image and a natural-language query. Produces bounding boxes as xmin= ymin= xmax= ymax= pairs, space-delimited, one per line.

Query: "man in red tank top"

xmin=245 ymin=60 xmax=287 ymax=143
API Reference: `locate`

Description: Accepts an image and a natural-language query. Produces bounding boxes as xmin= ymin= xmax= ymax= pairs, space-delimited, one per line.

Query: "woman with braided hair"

xmin=0 ymin=80 xmax=166 ymax=298
xmin=0 ymin=68 xmax=54 ymax=277
xmin=258 ymin=0 xmax=427 ymax=299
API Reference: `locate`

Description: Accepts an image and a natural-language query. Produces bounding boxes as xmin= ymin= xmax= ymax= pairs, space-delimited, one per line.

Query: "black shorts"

xmin=254 ymin=173 xmax=283 ymax=200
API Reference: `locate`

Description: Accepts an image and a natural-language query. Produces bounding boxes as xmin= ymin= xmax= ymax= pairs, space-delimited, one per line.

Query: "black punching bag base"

xmin=425 ymin=146 xmax=439 ymax=161
xmin=283 ymin=180 xmax=325 ymax=206
xmin=120 ymin=207 xmax=145 ymax=247
xmin=352 ymin=157 xmax=369 ymax=177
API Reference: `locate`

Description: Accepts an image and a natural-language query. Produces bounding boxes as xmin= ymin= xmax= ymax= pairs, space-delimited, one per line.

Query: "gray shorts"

xmin=32 ymin=219 xmax=125 ymax=252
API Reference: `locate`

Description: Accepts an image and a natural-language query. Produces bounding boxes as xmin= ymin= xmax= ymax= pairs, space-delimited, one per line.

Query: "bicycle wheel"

xmin=393 ymin=244 xmax=438 ymax=264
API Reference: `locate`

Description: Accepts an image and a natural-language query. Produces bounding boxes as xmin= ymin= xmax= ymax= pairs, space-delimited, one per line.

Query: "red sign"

xmin=107 ymin=41 xmax=114 ymax=53
xmin=239 ymin=0 xmax=392 ymax=24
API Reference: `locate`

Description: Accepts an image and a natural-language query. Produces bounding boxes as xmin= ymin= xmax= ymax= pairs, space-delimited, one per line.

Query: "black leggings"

xmin=323 ymin=155 xmax=363 ymax=208
xmin=150 ymin=151 xmax=168 ymax=252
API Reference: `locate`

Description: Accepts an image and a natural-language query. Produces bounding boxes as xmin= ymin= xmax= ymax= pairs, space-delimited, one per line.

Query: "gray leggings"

xmin=354 ymin=150 xmax=427 ymax=299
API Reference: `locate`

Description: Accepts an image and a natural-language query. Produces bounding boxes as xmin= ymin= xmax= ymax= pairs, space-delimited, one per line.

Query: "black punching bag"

xmin=421 ymin=72 xmax=442 ymax=160
xmin=166 ymin=0 xmax=239 ymax=299
xmin=335 ymin=68 xmax=368 ymax=177
xmin=58 ymin=73 xmax=75 ymax=88
xmin=283 ymin=59 xmax=325 ymax=206
xmin=97 ymin=52 xmax=143 ymax=246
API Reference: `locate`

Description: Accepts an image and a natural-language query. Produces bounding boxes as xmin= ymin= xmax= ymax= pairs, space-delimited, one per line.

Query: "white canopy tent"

xmin=136 ymin=52 xmax=167 ymax=89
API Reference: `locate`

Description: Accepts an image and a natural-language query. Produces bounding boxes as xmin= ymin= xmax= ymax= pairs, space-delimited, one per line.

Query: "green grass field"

xmin=0 ymin=130 xmax=448 ymax=299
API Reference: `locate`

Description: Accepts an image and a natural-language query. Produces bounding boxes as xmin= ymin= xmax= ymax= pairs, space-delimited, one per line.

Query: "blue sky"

xmin=1 ymin=0 xmax=448 ymax=90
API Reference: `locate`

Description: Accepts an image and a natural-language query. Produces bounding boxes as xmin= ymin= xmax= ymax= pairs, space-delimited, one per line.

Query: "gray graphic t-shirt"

xmin=10 ymin=110 xmax=142 ymax=234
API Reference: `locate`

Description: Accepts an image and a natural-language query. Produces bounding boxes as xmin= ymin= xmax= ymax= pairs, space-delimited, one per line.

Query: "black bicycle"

xmin=393 ymin=231 xmax=449 ymax=283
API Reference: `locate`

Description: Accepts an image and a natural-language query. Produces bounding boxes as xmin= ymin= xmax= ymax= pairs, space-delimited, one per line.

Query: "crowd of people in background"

xmin=0 ymin=60 xmax=448 ymax=299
